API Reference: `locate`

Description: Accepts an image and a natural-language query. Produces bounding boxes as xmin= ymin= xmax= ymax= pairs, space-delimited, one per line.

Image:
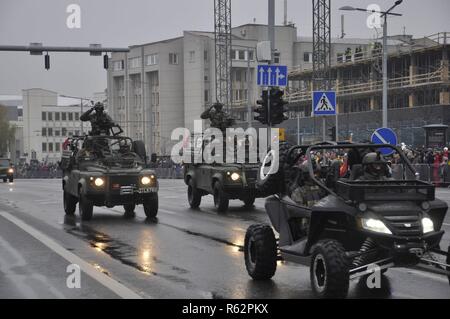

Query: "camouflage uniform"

xmin=80 ymin=103 xmax=115 ymax=136
xmin=201 ymin=103 xmax=235 ymax=133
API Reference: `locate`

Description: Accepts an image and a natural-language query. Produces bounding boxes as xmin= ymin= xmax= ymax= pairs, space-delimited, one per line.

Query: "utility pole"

xmin=382 ymin=14 xmax=388 ymax=128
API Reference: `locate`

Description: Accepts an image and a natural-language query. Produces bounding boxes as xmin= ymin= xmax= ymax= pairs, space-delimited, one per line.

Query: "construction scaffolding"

xmin=214 ymin=0 xmax=232 ymax=110
xmin=312 ymin=0 xmax=331 ymax=90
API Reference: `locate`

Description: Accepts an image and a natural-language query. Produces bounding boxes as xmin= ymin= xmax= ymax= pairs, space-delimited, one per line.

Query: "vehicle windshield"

xmin=0 ymin=159 xmax=10 ymax=166
xmin=74 ymin=136 xmax=144 ymax=168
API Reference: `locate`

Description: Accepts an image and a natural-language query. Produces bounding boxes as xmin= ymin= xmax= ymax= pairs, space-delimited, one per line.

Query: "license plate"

xmin=137 ymin=187 xmax=158 ymax=193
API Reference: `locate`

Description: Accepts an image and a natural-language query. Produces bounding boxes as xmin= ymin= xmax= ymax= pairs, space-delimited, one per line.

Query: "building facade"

xmin=22 ymin=88 xmax=90 ymax=163
xmin=108 ymin=23 xmax=373 ymax=156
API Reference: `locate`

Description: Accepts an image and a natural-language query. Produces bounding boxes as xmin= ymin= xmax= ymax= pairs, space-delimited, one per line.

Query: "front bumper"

xmin=86 ymin=186 xmax=158 ymax=206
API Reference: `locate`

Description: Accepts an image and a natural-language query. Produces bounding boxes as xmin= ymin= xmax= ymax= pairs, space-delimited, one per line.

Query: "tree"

xmin=0 ymin=105 xmax=16 ymax=157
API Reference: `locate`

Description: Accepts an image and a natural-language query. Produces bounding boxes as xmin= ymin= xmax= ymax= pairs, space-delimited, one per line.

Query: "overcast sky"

xmin=0 ymin=0 xmax=449 ymax=98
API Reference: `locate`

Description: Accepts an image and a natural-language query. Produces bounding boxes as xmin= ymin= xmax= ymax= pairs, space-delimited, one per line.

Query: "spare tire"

xmin=257 ymin=142 xmax=293 ymax=196
xmin=132 ymin=140 xmax=147 ymax=162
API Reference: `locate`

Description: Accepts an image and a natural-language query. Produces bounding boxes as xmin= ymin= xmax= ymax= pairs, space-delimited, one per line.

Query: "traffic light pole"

xmin=267 ymin=0 xmax=275 ymax=147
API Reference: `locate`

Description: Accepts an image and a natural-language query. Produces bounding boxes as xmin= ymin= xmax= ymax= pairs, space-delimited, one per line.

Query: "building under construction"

xmin=286 ymin=32 xmax=450 ymax=147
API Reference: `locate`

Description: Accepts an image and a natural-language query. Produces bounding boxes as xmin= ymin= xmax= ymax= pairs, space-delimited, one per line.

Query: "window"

xmin=61 ymin=112 xmax=67 ymax=121
xmin=48 ymin=112 xmax=53 ymax=121
xmin=169 ymin=53 xmax=179 ymax=65
xmin=75 ymin=130 xmax=80 ymax=136
xmin=204 ymin=90 xmax=209 ymax=103
xmin=113 ymin=60 xmax=124 ymax=71
xmin=55 ymin=112 xmax=60 ymax=121
xmin=189 ymin=51 xmax=196 ymax=63
xmin=42 ymin=128 xmax=46 ymax=136
xmin=55 ymin=143 xmax=60 ymax=152
xmin=48 ymin=128 xmax=53 ymax=137
xmin=42 ymin=143 xmax=47 ymax=152
xmin=248 ymin=50 xmax=254 ymax=61
xmin=48 ymin=143 xmax=53 ymax=152
xmin=42 ymin=112 xmax=46 ymax=121
xmin=62 ymin=128 xmax=67 ymax=136
xmin=146 ymin=54 xmax=159 ymax=66
xmin=55 ymin=130 xmax=60 ymax=137
xmin=238 ymin=50 xmax=245 ymax=60
xmin=129 ymin=57 xmax=141 ymax=69
xmin=68 ymin=112 xmax=73 ymax=121
xmin=235 ymin=71 xmax=242 ymax=82
xmin=304 ymin=52 xmax=313 ymax=63
xmin=75 ymin=112 xmax=79 ymax=121
xmin=204 ymin=50 xmax=208 ymax=62
xmin=204 ymin=75 xmax=208 ymax=81
xmin=68 ymin=131 xmax=73 ymax=137
xmin=274 ymin=52 xmax=281 ymax=64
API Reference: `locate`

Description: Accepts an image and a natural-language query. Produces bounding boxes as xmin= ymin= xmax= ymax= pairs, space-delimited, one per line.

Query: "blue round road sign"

xmin=371 ymin=128 xmax=398 ymax=156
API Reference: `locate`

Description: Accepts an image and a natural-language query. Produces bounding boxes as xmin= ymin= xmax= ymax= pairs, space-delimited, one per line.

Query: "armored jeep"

xmin=183 ymin=135 xmax=262 ymax=212
xmin=60 ymin=135 xmax=158 ymax=221
xmin=0 ymin=158 xmax=14 ymax=183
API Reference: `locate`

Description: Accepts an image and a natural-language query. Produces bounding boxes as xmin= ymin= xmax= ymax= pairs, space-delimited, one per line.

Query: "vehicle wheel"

xmin=123 ymin=203 xmax=136 ymax=218
xmin=244 ymin=224 xmax=277 ymax=280
xmin=2 ymin=178 xmax=6 ymax=183
xmin=79 ymin=194 xmax=94 ymax=221
xmin=8 ymin=177 xmax=13 ymax=183
xmin=310 ymin=240 xmax=350 ymax=299
xmin=257 ymin=142 xmax=293 ymax=196
xmin=63 ymin=190 xmax=77 ymax=215
xmin=188 ymin=179 xmax=201 ymax=208
xmin=143 ymin=194 xmax=158 ymax=219
xmin=243 ymin=195 xmax=255 ymax=209
xmin=213 ymin=181 xmax=229 ymax=212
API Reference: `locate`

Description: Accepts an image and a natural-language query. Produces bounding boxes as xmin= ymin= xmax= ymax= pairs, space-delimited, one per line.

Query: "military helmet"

xmin=362 ymin=152 xmax=388 ymax=176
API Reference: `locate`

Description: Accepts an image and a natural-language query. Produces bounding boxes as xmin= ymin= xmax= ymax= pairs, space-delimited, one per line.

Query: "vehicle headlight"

xmin=7 ymin=168 xmax=14 ymax=174
xmin=94 ymin=177 xmax=105 ymax=187
xmin=230 ymin=172 xmax=240 ymax=181
xmin=361 ymin=218 xmax=392 ymax=234
xmin=422 ymin=217 xmax=434 ymax=234
xmin=141 ymin=176 xmax=152 ymax=185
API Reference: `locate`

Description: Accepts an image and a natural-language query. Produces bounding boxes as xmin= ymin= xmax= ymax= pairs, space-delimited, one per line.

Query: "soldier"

xmin=358 ymin=152 xmax=391 ymax=181
xmin=290 ymin=159 xmax=326 ymax=207
xmin=201 ymin=102 xmax=235 ymax=132
xmin=80 ymin=102 xmax=116 ymax=136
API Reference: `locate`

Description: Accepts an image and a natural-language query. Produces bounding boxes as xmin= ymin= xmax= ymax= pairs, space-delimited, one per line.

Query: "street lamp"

xmin=340 ymin=0 xmax=403 ymax=128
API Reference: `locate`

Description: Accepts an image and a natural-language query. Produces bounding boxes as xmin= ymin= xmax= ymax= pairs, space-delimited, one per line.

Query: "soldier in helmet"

xmin=80 ymin=102 xmax=116 ymax=136
xmin=359 ymin=152 xmax=391 ymax=181
xmin=201 ymin=102 xmax=235 ymax=132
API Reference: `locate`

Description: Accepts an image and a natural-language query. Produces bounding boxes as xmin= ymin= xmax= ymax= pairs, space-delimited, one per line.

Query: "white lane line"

xmin=0 ymin=211 xmax=143 ymax=299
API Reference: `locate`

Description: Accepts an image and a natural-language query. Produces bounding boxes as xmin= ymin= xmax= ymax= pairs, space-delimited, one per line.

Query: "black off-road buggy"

xmin=244 ymin=142 xmax=450 ymax=298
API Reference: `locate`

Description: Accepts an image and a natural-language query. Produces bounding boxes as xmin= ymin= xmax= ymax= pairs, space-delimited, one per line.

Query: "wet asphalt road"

xmin=0 ymin=179 xmax=449 ymax=299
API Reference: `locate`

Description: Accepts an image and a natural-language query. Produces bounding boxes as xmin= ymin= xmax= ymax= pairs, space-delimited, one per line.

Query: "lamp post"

xmin=60 ymin=94 xmax=91 ymax=135
xmin=340 ymin=0 xmax=403 ymax=128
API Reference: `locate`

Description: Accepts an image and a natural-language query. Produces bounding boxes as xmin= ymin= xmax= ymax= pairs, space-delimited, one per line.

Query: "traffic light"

xmin=328 ymin=126 xmax=337 ymax=141
xmin=255 ymin=90 xmax=269 ymax=125
xmin=103 ymin=54 xmax=109 ymax=69
xmin=44 ymin=53 xmax=50 ymax=70
xmin=270 ymin=88 xmax=289 ymax=125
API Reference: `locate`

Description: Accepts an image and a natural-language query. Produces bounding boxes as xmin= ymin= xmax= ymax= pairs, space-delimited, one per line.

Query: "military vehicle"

xmin=244 ymin=142 xmax=450 ymax=298
xmin=184 ymin=134 xmax=262 ymax=212
xmin=0 ymin=158 xmax=14 ymax=182
xmin=61 ymin=135 xmax=158 ymax=221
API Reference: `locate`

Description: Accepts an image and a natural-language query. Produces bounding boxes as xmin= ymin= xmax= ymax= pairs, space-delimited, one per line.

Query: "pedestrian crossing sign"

xmin=313 ymin=91 xmax=336 ymax=116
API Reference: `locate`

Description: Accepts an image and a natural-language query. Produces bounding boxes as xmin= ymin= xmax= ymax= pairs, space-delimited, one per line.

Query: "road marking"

xmin=0 ymin=211 xmax=143 ymax=299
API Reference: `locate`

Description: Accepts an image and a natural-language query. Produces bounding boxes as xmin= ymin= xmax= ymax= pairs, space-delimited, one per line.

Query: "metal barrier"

xmin=391 ymin=164 xmax=450 ymax=187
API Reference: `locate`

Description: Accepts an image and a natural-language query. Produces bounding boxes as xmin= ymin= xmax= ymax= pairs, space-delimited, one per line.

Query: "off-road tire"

xmin=257 ymin=142 xmax=293 ymax=196
xmin=310 ymin=240 xmax=350 ymax=299
xmin=8 ymin=177 xmax=13 ymax=183
xmin=2 ymin=178 xmax=6 ymax=183
xmin=188 ymin=179 xmax=202 ymax=208
xmin=79 ymin=193 xmax=94 ymax=221
xmin=63 ymin=190 xmax=77 ymax=215
xmin=143 ymin=194 xmax=158 ymax=219
xmin=123 ymin=203 xmax=136 ymax=218
xmin=244 ymin=224 xmax=277 ymax=280
xmin=213 ymin=181 xmax=229 ymax=212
